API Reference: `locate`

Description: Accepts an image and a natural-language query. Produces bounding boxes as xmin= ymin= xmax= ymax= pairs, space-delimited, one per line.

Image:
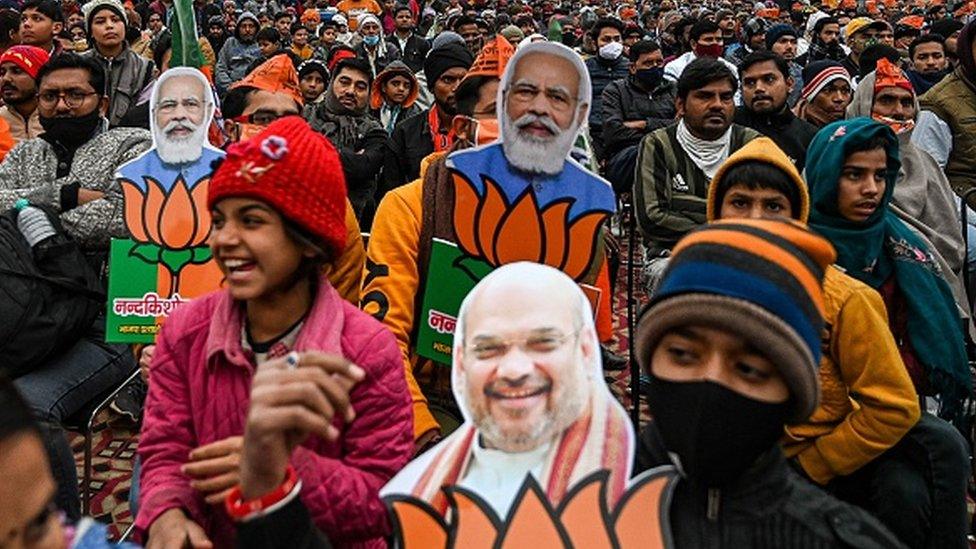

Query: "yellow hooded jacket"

xmin=707 ymin=137 xmax=921 ymax=484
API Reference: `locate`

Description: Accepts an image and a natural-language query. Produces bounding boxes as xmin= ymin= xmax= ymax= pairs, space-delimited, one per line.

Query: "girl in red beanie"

xmin=135 ymin=116 xmax=413 ymax=549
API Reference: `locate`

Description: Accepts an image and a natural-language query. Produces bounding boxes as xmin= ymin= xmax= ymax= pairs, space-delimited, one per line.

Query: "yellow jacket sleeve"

xmin=360 ymin=181 xmax=439 ymax=440
xmin=795 ymin=280 xmax=921 ymax=484
xmin=325 ymin=200 xmax=365 ymax=305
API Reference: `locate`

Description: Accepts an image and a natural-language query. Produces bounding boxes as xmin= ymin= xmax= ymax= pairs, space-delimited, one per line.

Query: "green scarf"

xmin=806 ymin=117 xmax=971 ymax=420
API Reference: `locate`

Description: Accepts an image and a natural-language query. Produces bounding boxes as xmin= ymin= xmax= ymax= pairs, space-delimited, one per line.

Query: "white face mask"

xmin=598 ymin=40 xmax=623 ymax=59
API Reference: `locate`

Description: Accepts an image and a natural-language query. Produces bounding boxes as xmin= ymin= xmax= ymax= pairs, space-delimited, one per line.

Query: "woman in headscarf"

xmin=805 ymin=117 xmax=972 ymax=422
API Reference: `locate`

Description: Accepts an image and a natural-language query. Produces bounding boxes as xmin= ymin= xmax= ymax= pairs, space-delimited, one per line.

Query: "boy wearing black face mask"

xmin=600 ymin=39 xmax=676 ymax=175
xmin=633 ymin=219 xmax=906 ymax=549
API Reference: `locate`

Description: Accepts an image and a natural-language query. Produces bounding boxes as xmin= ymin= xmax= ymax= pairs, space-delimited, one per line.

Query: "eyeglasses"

xmin=37 ymin=90 xmax=98 ymax=108
xmin=466 ymin=330 xmax=580 ymax=361
xmin=231 ymin=111 xmax=295 ymax=126
xmin=507 ymin=83 xmax=578 ymax=112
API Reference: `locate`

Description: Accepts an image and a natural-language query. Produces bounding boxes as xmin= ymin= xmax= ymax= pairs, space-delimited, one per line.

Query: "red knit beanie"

xmin=208 ymin=116 xmax=347 ymax=258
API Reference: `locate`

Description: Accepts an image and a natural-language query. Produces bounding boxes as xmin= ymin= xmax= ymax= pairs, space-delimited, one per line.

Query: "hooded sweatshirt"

xmin=848 ymin=67 xmax=967 ymax=302
xmin=806 ymin=118 xmax=971 ymax=421
xmin=705 ymin=137 xmax=920 ymax=485
xmin=215 ymin=11 xmax=262 ymax=93
xmin=368 ymin=60 xmax=421 ymax=134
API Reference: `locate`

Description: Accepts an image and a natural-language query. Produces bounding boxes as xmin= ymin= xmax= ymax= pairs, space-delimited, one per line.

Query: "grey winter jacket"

xmin=81 ymin=46 xmax=155 ymax=128
xmin=0 ymin=126 xmax=152 ymax=251
xmin=600 ymin=76 xmax=677 ymax=159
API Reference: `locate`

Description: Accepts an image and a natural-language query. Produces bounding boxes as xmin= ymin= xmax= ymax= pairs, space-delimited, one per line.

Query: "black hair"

xmin=589 ymin=17 xmax=624 ymax=41
xmin=37 ymin=53 xmax=106 ymax=96
xmin=713 ymin=161 xmax=801 ymax=219
xmin=813 ymin=16 xmax=838 ymax=36
xmin=219 ymin=85 xmax=256 ymax=118
xmin=290 ymin=21 xmax=308 ymax=34
xmin=319 ymin=21 xmax=337 ymax=35
xmin=909 ymin=33 xmax=945 ymax=60
xmin=0 ymin=375 xmax=41 ymax=442
xmin=256 ymin=26 xmax=281 ymax=43
xmin=453 ymin=14 xmax=478 ymax=31
xmin=333 ymin=57 xmax=373 ymax=86
xmin=282 ymin=217 xmax=333 ymax=286
xmin=677 ymin=57 xmax=737 ymax=99
xmin=455 ymin=74 xmax=491 ymax=116
xmin=738 ymin=50 xmax=790 ymax=80
xmin=689 ymin=20 xmax=720 ymax=43
xmin=628 ymin=39 xmax=661 ymax=62
xmin=0 ymin=9 xmax=20 ymax=49
xmin=847 ymin=134 xmax=890 ymax=155
xmin=858 ymin=44 xmax=901 ymax=78
xmin=22 ymin=0 xmax=63 ymax=23
xmin=153 ymin=33 xmax=172 ymax=69
xmin=393 ymin=4 xmax=412 ymax=17
xmin=274 ymin=11 xmax=291 ymax=22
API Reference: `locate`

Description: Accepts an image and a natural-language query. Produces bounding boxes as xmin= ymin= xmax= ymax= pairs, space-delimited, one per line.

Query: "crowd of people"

xmin=1 ymin=0 xmax=976 ymax=547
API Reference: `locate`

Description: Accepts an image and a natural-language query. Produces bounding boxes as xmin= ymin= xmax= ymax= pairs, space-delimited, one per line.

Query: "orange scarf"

xmin=429 ymin=107 xmax=456 ymax=152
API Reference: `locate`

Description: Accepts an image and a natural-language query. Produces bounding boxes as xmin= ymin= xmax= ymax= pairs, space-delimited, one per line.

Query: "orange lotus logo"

xmin=386 ymin=469 xmax=676 ymax=549
xmin=120 ymin=175 xmax=212 ymax=295
xmin=452 ymin=174 xmax=607 ymax=282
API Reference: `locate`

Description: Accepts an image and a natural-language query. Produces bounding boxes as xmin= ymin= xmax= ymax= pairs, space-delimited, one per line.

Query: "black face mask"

xmin=634 ymin=67 xmax=664 ymax=90
xmin=646 ymin=372 xmax=790 ymax=488
xmin=40 ymin=109 xmax=103 ymax=149
xmin=562 ymin=32 xmax=578 ymax=47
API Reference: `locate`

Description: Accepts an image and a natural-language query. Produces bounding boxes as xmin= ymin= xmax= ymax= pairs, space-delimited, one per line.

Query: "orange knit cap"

xmin=230 ymin=54 xmax=304 ymax=107
xmin=462 ymin=35 xmax=514 ymax=82
xmin=874 ymin=58 xmax=913 ymax=94
xmin=301 ymin=8 xmax=320 ymax=23
xmin=898 ymin=15 xmax=925 ymax=29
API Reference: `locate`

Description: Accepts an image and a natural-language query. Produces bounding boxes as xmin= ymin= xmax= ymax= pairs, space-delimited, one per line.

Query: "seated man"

xmin=805 ymin=117 xmax=971 ymax=549
xmin=633 ymin=57 xmax=758 ymax=292
xmin=734 ymin=50 xmax=817 ymax=170
xmin=0 ymin=52 xmax=151 ymax=517
xmin=633 ymin=219 xmax=906 ymax=549
xmin=304 ymin=56 xmax=386 ymax=222
xmin=905 ymin=34 xmax=951 ymax=95
xmin=600 ymin=39 xmax=676 ymax=193
xmin=793 ymin=60 xmax=852 ymax=129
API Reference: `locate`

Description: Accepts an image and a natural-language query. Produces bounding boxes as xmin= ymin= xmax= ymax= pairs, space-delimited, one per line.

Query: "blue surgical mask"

xmin=363 ymin=34 xmax=380 ymax=46
xmin=634 ymin=67 xmax=664 ymax=90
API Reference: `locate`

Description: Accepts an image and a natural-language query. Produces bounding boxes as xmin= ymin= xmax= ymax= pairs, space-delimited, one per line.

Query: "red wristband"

xmin=225 ymin=465 xmax=299 ymax=521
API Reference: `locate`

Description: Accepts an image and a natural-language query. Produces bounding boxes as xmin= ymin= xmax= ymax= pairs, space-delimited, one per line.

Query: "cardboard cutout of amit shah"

xmin=106 ymin=67 xmax=225 ymax=343
xmin=382 ymin=263 xmax=677 ymax=549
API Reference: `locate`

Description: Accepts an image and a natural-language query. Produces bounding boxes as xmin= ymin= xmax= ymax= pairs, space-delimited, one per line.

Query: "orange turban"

xmin=231 ymin=54 xmax=304 ymax=106
xmin=874 ymin=58 xmax=913 ymax=94
xmin=463 ymin=36 xmax=514 ymax=82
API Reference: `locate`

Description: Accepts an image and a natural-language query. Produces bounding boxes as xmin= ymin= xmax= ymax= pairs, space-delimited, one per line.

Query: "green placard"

xmin=415 ymin=239 xmax=493 ymax=364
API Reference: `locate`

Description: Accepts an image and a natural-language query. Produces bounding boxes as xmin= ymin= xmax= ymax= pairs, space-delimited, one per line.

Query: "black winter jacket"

xmin=585 ymin=55 xmax=631 ymax=132
xmin=390 ymin=32 xmax=430 ymax=73
xmin=733 ymin=106 xmax=819 ymax=171
xmin=382 ymin=108 xmax=432 ymax=192
xmin=600 ymin=76 xmax=677 ymax=160
xmin=636 ymin=424 xmax=908 ymax=549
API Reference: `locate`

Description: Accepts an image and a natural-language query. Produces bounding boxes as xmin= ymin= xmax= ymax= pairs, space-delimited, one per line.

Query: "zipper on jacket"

xmin=706 ymin=488 xmax=720 ymax=521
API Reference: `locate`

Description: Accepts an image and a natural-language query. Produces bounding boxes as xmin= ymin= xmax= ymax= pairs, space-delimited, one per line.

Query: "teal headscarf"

xmin=806 ymin=117 xmax=971 ymax=420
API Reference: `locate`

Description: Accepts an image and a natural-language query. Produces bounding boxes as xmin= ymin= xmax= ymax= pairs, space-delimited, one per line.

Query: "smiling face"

xmin=837 ymin=147 xmax=888 ymax=222
xmin=458 ymin=278 xmax=593 ymax=452
xmin=209 ymin=198 xmax=313 ymax=302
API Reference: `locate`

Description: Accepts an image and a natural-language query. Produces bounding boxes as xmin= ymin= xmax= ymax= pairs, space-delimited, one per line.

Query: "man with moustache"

xmin=117 ymin=67 xmax=223 ymax=183
xmin=305 ymin=56 xmax=386 ymax=221
xmin=634 ymin=57 xmax=758 ymax=293
xmin=793 ymin=60 xmax=853 ymax=129
xmin=734 ymin=51 xmax=817 ymax=170
xmin=0 ymin=45 xmax=48 ymax=143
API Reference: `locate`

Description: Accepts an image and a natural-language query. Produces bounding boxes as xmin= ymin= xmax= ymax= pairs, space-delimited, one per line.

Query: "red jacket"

xmin=135 ymin=278 xmax=413 ymax=548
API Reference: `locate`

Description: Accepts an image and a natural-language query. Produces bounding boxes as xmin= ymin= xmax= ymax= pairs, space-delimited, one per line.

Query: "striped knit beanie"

xmin=635 ymin=219 xmax=836 ymax=420
xmin=800 ymin=60 xmax=851 ymax=103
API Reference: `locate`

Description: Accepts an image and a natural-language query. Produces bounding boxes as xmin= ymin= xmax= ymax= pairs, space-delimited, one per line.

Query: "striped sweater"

xmin=633 ymin=123 xmax=758 ymax=250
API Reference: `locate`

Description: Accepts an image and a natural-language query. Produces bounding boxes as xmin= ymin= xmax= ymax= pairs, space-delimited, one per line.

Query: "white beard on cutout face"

xmin=501 ymin=111 xmax=579 ymax=175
